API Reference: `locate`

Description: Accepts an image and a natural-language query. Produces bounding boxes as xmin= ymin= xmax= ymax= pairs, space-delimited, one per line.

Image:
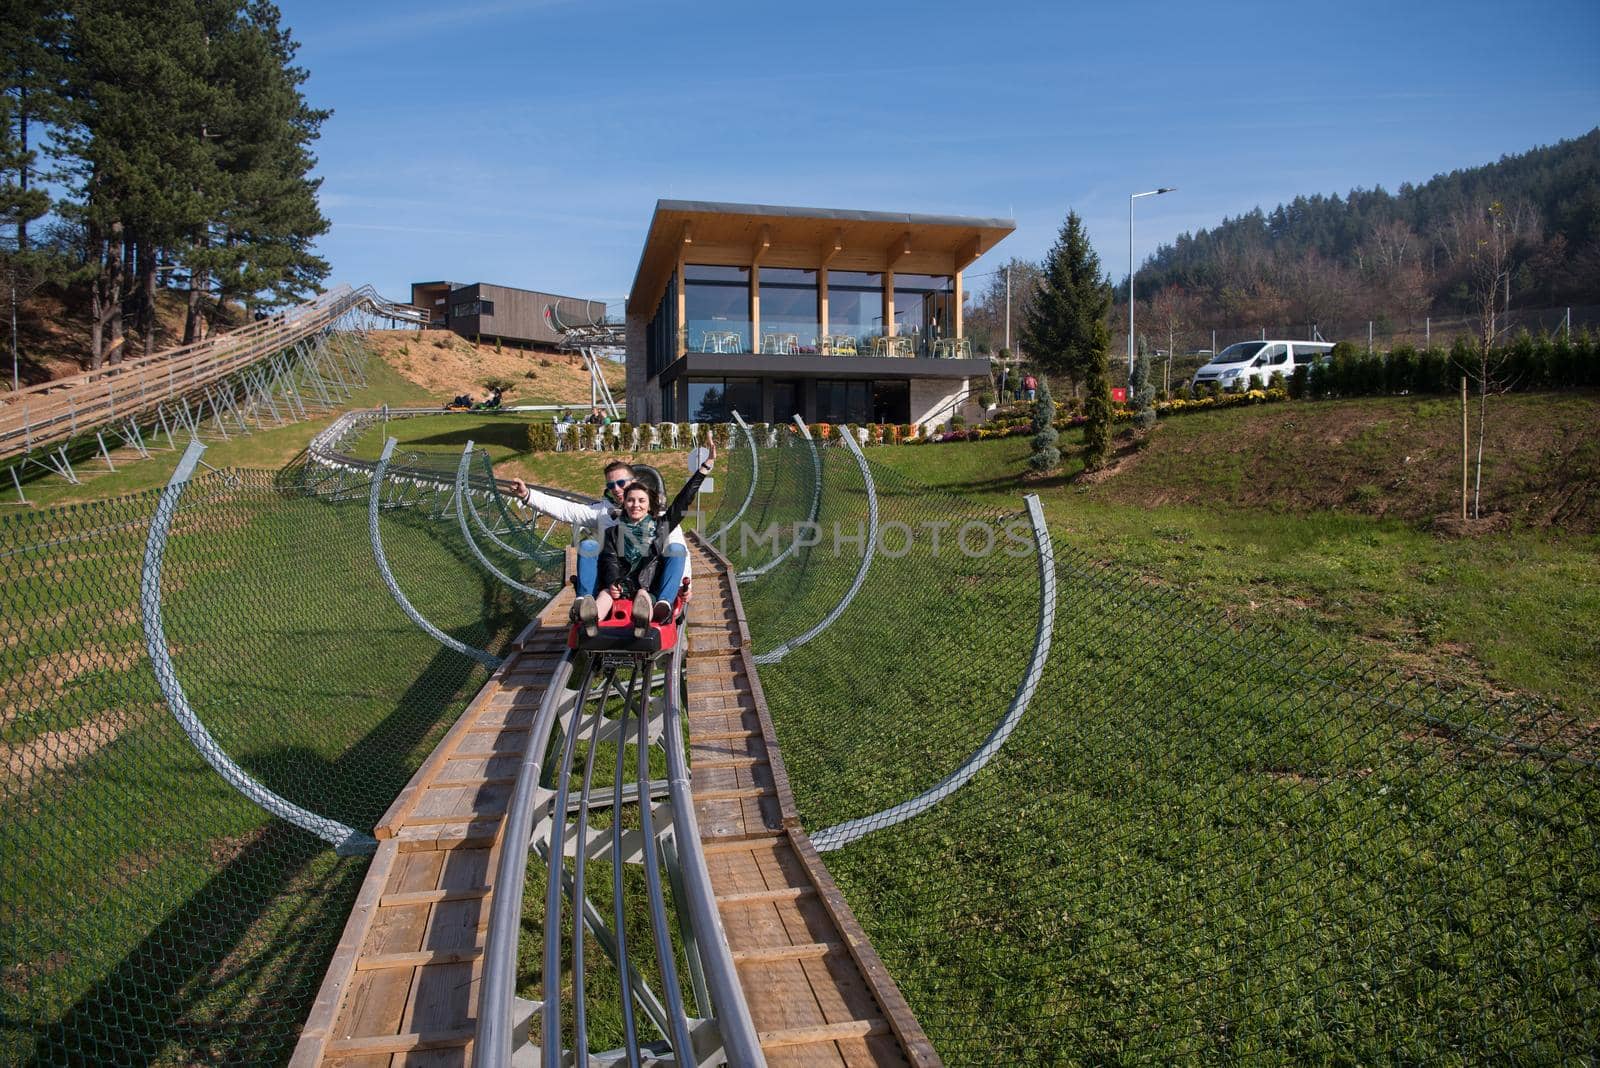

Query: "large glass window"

xmin=684 ymin=264 xmax=751 ymax=353
xmin=687 ymin=380 xmax=725 ymax=422
xmin=871 ymin=380 xmax=910 ymax=424
xmin=646 ymin=272 xmax=678 ymax=379
xmin=828 ymin=271 xmax=883 ymax=349
xmin=724 ymin=379 xmax=761 ymax=421
xmin=770 ymin=380 xmax=802 ymax=424
xmin=893 ymin=274 xmax=954 ymax=357
xmin=758 ymin=268 xmax=819 ymax=353
xmin=686 ymin=378 xmax=762 ymax=423
xmin=816 ymin=379 xmax=869 ymax=423
xmin=450 ymin=298 xmax=494 ymax=319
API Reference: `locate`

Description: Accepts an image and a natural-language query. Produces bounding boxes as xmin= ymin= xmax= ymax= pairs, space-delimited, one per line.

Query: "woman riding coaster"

xmin=573 ymin=431 xmax=717 ymax=637
xmin=507 ymin=458 xmax=694 ymax=610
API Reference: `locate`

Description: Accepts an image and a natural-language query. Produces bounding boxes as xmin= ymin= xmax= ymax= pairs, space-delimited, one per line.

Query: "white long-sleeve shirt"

xmin=519 ymin=485 xmax=693 ymax=583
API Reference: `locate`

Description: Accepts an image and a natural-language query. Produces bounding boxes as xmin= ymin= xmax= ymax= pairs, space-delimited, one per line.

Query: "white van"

xmin=1189 ymin=340 xmax=1334 ymax=393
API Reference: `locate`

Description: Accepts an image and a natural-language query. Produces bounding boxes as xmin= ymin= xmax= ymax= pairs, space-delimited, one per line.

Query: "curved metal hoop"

xmin=470 ymin=482 xmax=563 ymax=568
xmin=140 ymin=439 xmax=376 ymax=855
xmin=454 ymin=443 xmax=552 ymax=602
xmin=466 ymin=487 xmax=536 ymax=560
xmin=707 ymin=410 xmax=758 ymax=547
xmin=737 ymin=414 xmax=823 ymax=582
xmin=811 ymin=494 xmax=1057 ymax=851
xmin=754 ymin=423 xmax=878 ymax=665
xmin=369 ymin=437 xmax=502 ymax=669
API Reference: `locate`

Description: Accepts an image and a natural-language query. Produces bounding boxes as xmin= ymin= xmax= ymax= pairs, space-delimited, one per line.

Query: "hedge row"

xmin=526 ymin=419 xmax=933 ymax=453
xmin=1294 ymin=330 xmax=1600 ymax=400
xmin=521 ymin=390 xmax=1307 ymax=454
xmin=923 ymin=389 xmax=1290 ymax=443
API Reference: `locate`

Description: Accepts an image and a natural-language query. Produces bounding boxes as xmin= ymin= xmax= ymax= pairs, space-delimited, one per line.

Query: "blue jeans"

xmin=576 ymin=539 xmax=686 ymax=606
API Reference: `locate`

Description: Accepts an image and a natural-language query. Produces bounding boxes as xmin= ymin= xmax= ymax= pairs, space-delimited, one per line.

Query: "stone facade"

xmin=910 ymin=376 xmax=972 ymax=429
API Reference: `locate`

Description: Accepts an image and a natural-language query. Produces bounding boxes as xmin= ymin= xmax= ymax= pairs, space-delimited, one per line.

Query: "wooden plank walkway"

xmin=684 ymin=536 xmax=939 ymax=1068
xmin=291 ymin=587 xmax=574 ymax=1068
xmin=293 ymin=533 xmax=938 ymax=1066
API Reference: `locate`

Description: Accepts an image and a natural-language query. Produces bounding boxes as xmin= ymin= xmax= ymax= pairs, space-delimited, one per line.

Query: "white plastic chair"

xmin=649 ymin=424 xmax=662 ymax=450
xmin=667 ymin=423 xmax=679 ymax=449
xmin=629 ymin=426 xmax=641 ymax=451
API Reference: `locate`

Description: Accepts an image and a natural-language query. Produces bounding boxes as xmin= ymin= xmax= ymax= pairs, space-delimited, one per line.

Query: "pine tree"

xmin=198 ymin=1 xmax=330 ymax=322
xmin=1022 ymin=210 xmax=1112 ymax=390
xmin=59 ymin=0 xmax=215 ymax=364
xmin=1131 ymin=350 xmax=1156 ymax=429
xmin=1028 ymin=377 xmax=1058 ymax=472
xmin=0 ymin=2 xmax=70 ymax=253
xmin=1082 ymin=354 xmax=1114 ymax=470
xmin=53 ymin=1 xmax=330 ymax=359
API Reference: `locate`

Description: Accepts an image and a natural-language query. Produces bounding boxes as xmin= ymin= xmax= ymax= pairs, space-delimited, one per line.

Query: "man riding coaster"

xmin=504 ymin=432 xmax=715 ymax=638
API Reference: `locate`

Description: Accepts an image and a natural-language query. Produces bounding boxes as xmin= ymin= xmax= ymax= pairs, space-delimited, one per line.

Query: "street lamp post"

xmin=1128 ymin=187 xmax=1176 ymax=383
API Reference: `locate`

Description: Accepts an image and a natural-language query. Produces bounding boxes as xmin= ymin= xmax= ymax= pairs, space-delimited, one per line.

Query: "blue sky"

xmin=283 ymin=0 xmax=1600 ymax=311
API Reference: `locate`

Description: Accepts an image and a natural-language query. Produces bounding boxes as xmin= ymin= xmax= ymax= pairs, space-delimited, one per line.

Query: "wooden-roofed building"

xmin=624 ymin=200 xmax=1014 ymax=426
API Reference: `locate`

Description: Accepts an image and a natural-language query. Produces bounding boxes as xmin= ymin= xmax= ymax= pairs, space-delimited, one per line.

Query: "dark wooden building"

xmin=410 ymin=281 xmax=607 ymax=348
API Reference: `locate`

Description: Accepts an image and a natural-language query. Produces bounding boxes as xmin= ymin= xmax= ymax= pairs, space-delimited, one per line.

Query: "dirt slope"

xmin=362 ymin=329 xmax=624 ymax=406
xmin=7 ymin=283 xmax=241 ymax=388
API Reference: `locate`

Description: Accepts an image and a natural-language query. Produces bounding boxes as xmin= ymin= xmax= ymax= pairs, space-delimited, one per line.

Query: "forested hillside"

xmin=1130 ymin=129 xmax=1599 ymax=331
xmin=964 ymin=131 xmax=1600 ymax=358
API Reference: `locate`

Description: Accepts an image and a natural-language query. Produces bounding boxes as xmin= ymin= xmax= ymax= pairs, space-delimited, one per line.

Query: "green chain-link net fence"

xmin=3 ymin=412 xmax=1596 ymax=1065
xmin=721 ymin=437 xmax=1598 ymax=1064
xmin=0 ymin=451 xmax=560 ymax=1064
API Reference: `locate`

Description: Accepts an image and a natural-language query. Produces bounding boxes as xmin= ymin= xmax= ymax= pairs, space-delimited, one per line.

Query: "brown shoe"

xmin=571 ymin=596 xmax=599 ymax=638
xmin=631 ymin=590 xmax=653 ymax=636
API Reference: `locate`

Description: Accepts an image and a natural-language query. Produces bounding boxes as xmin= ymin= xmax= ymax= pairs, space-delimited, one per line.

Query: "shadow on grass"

xmin=407 ymin=419 xmax=533 ymax=454
xmin=21 ymin=573 xmax=524 ymax=1062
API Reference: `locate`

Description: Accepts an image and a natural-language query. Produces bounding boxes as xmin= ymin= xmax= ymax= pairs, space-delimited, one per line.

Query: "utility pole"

xmin=1004 ymin=265 xmax=1011 ymax=352
xmin=1128 ymin=187 xmax=1176 ymax=383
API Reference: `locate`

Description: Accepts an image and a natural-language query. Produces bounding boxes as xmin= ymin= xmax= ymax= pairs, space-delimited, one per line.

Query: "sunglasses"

xmin=607 ymin=478 xmax=630 ymax=489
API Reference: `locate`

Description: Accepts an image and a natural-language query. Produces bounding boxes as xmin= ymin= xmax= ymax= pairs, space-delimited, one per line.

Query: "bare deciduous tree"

xmin=1439 ymin=199 xmax=1541 ymax=518
xmin=1143 ymin=285 xmax=1201 ymax=393
xmin=966 ymin=257 xmax=1043 ymax=358
xmin=1275 ymin=250 xmax=1359 ymax=333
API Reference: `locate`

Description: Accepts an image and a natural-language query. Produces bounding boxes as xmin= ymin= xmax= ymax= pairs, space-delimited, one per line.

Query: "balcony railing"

xmin=678 ymin=320 xmax=974 ymax=359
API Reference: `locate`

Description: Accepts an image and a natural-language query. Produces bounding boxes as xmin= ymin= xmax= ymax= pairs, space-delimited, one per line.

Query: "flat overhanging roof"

xmin=627 ymin=200 xmax=1015 ymax=314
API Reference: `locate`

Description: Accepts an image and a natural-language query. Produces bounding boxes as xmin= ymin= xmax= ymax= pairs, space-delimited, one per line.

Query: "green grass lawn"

xmin=716 ymin=438 xmax=1599 ymax=1063
xmin=0 ymin=468 xmax=548 ymax=1063
xmin=5 ymin=372 xmax=1594 ymax=1063
xmin=860 ymin=424 xmax=1598 ymax=717
xmin=499 ymin=409 xmax=1599 ymax=718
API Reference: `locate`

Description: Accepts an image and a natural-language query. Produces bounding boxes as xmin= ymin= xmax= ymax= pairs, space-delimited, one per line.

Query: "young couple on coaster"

xmin=507 ymin=430 xmax=717 ymax=637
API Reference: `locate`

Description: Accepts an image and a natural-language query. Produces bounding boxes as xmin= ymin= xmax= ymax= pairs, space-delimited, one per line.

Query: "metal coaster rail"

xmin=118 ymin=358 xmax=1049 ymax=1064
xmin=1 ymin=283 xmax=425 ymax=496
